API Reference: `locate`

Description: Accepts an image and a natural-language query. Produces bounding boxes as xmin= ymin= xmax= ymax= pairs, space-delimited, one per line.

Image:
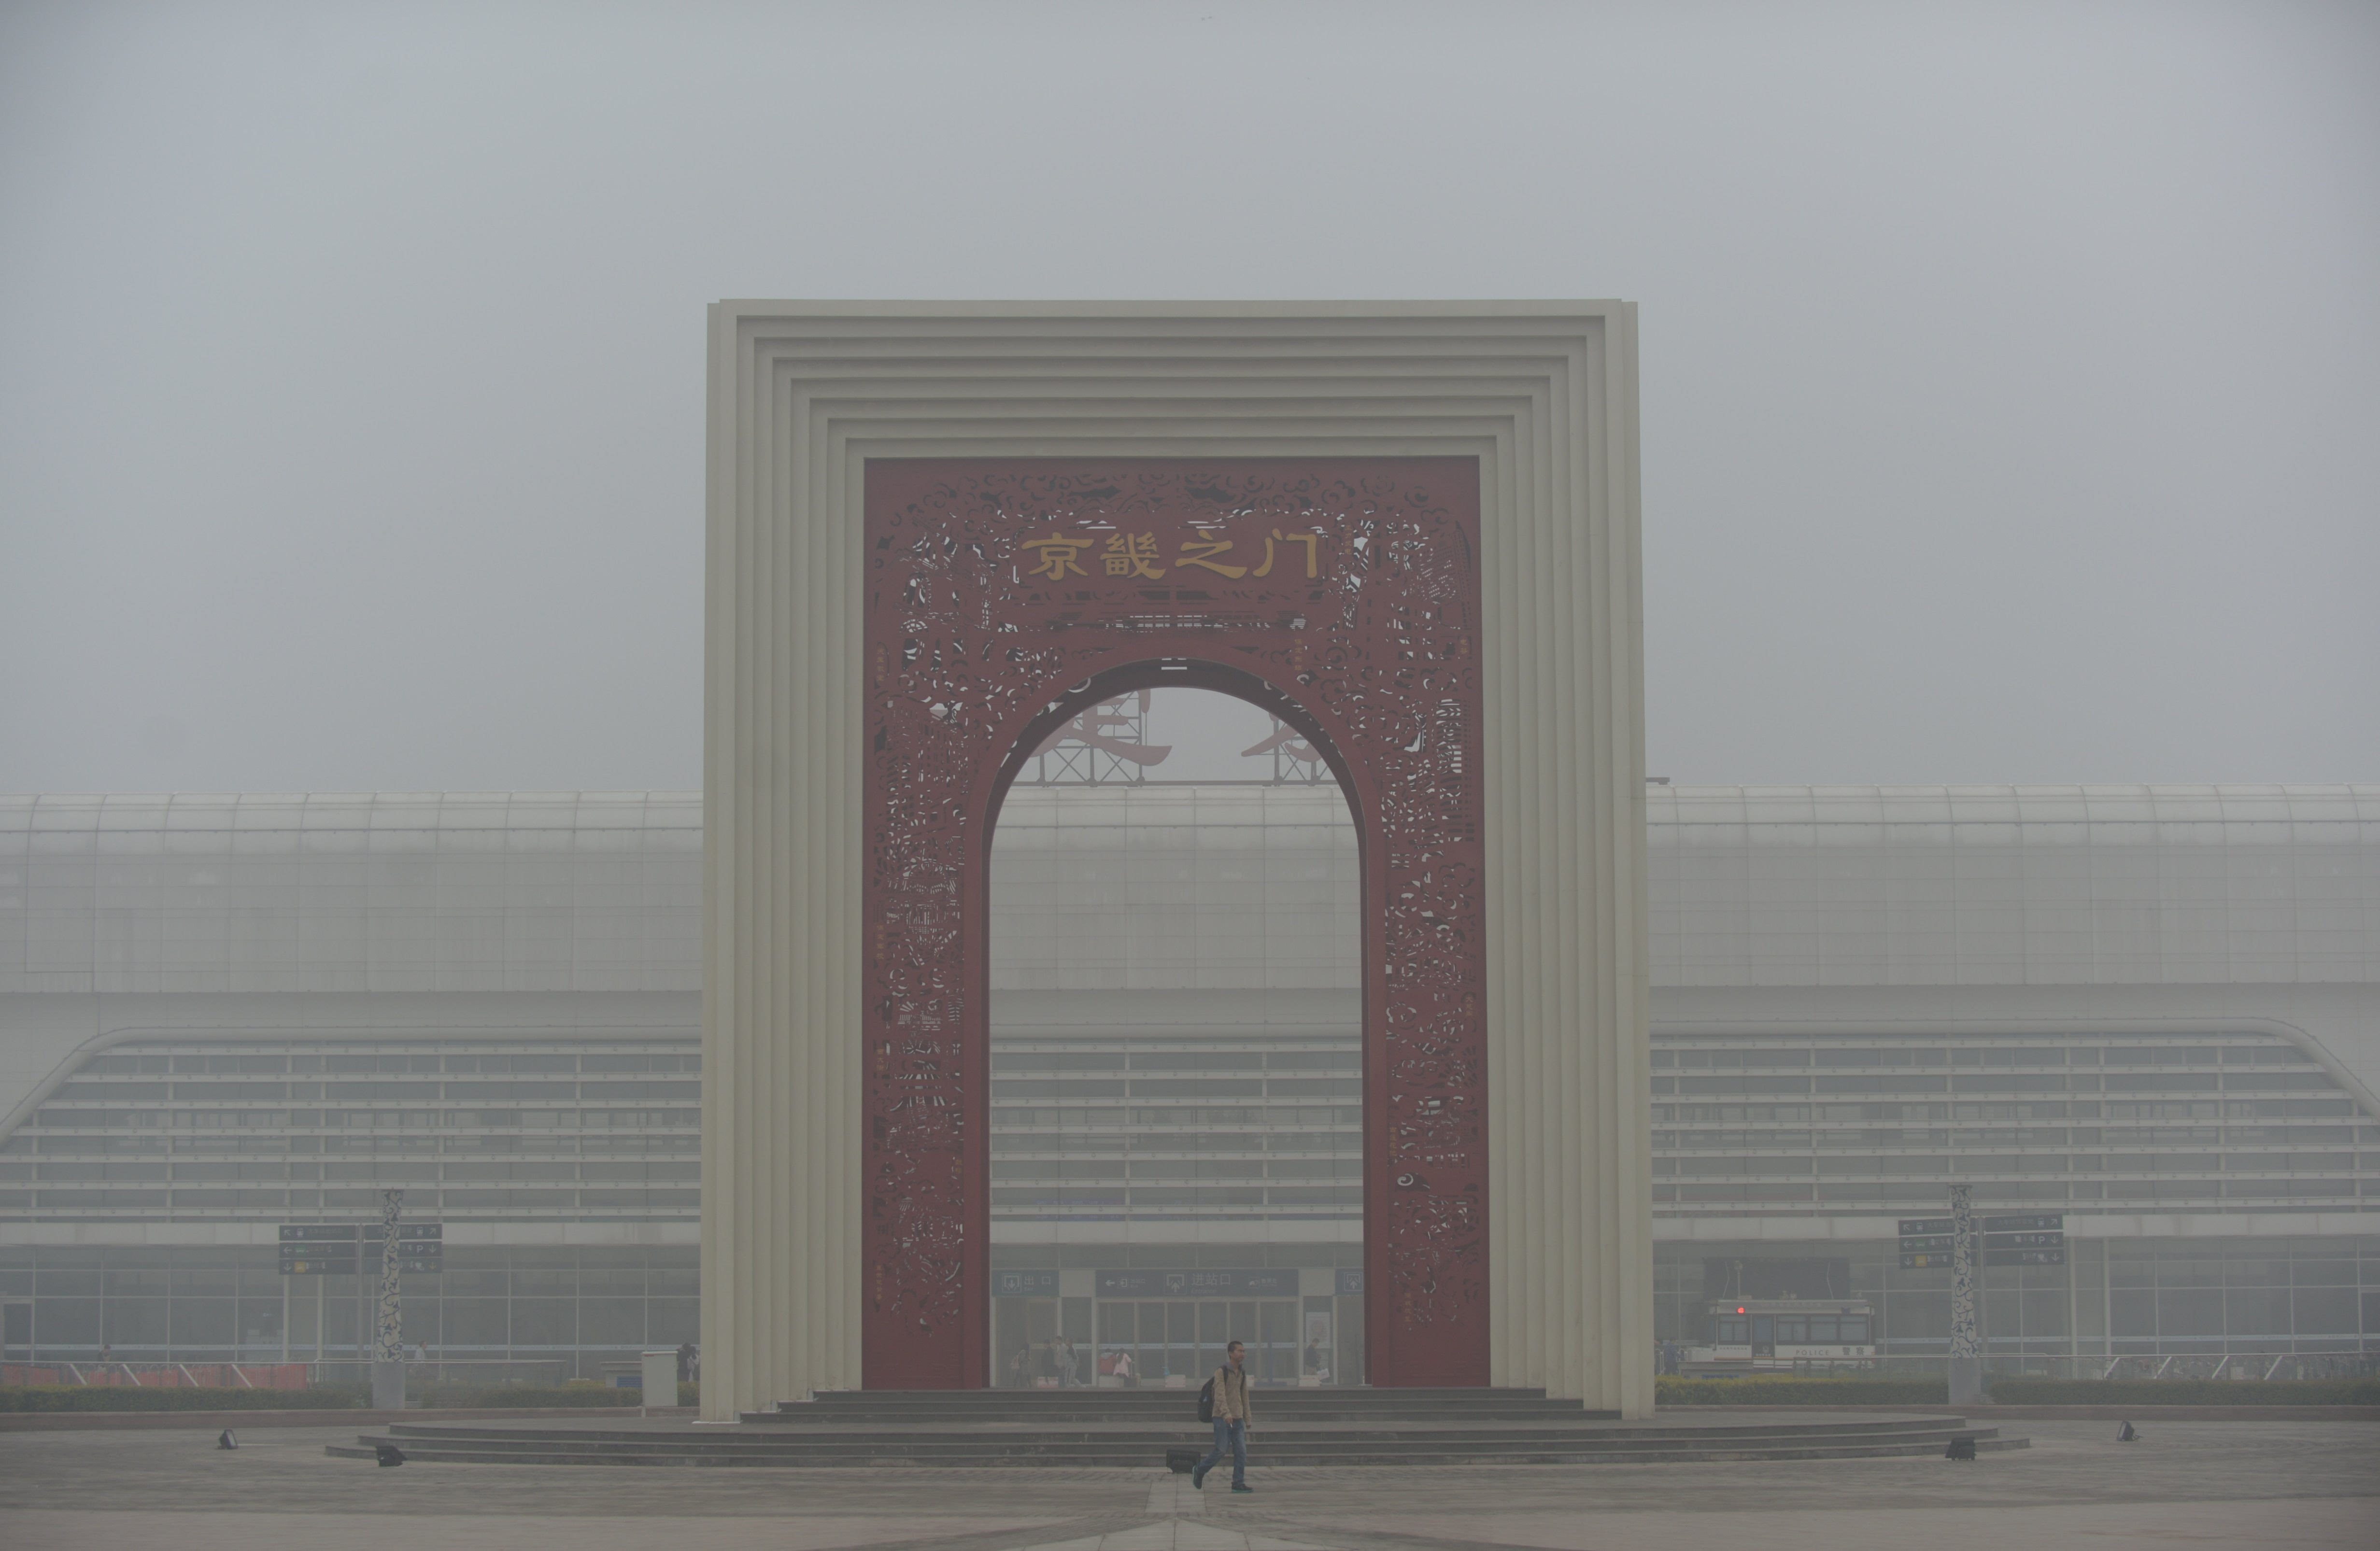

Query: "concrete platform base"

xmin=326 ymin=1389 xmax=2022 ymax=1468
xmin=6 ymin=1417 xmax=2375 ymax=1551
xmin=369 ymin=1361 xmax=404 ymax=1412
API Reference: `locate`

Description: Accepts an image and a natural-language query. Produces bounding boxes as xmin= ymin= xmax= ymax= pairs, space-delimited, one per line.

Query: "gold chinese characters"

xmin=1020 ymin=527 xmax=1326 ymax=584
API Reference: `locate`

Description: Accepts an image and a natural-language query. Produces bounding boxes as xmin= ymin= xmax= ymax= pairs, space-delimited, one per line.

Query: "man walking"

xmin=1191 ymin=1339 xmax=1254 ymax=1493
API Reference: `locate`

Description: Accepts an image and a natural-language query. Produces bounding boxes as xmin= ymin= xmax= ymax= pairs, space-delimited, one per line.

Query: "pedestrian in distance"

xmin=1191 ymin=1340 xmax=1254 ymax=1493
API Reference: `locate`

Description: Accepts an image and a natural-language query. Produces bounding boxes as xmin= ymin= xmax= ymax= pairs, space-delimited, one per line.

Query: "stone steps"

xmin=326 ymin=1429 xmax=2025 ymax=1467
xmin=325 ymin=1390 xmax=2024 ymax=1467
xmin=339 ymin=1419 xmax=1993 ymax=1447
xmin=748 ymin=1390 xmax=1605 ymax=1426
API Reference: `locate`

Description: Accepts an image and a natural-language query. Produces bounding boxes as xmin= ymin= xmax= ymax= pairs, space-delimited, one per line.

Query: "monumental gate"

xmin=703 ymin=304 xmax=1650 ymax=1417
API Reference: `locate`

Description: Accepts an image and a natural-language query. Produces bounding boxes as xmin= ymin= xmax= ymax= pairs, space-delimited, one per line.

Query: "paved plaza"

xmin=0 ymin=1418 xmax=2373 ymax=1551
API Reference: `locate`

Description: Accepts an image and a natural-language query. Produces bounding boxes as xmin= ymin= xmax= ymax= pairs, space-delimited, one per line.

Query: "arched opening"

xmin=981 ymin=668 xmax=1368 ymax=1391
xmin=858 ymin=457 xmax=1488 ymax=1393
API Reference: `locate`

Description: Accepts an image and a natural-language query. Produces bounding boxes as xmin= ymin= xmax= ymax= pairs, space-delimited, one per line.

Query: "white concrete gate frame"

xmin=702 ymin=302 xmax=1652 ymax=1420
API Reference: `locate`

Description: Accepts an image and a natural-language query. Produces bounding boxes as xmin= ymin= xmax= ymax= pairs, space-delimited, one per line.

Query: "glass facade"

xmin=3 ymin=784 xmax=2373 ymax=1373
xmin=1655 ymin=1237 xmax=2380 ymax=1372
xmin=2 ymin=1026 xmax=2373 ymax=1370
xmin=0 ymin=1242 xmax=695 ymax=1379
xmin=990 ymin=1040 xmax=1362 ymax=1224
xmin=983 ymin=1243 xmax=1365 ymax=1390
xmin=1653 ymin=1032 xmax=2375 ymax=1214
xmin=0 ymin=1041 xmax=699 ymax=1220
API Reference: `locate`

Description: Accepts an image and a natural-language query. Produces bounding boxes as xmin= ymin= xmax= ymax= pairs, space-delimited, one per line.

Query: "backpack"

xmin=1196 ymin=1374 xmax=1216 ymax=1423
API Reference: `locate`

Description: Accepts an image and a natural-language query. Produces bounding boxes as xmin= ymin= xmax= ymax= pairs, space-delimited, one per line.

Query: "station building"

xmin=1 ymin=783 xmax=2374 ymax=1382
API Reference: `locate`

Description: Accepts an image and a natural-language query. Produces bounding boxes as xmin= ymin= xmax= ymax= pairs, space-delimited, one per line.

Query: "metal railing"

xmin=0 ymin=1361 xmax=312 ymax=1389
xmin=2074 ymin=1352 xmax=2377 ymax=1383
xmin=1662 ymin=1349 xmax=2377 ymax=1383
xmin=1872 ymin=1351 xmax=2379 ymax=1382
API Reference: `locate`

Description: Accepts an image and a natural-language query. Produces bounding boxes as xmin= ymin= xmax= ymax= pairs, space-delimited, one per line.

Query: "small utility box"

xmin=641 ymin=1349 xmax=678 ymax=1407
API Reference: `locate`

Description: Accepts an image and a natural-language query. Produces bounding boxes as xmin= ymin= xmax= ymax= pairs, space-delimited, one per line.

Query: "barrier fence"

xmin=1 ymin=1362 xmax=312 ymax=1389
xmin=1 ymin=1358 xmax=577 ymax=1389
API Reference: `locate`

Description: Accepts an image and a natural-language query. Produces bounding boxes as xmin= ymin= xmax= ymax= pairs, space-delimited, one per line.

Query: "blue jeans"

xmin=1197 ymin=1417 xmax=1247 ymax=1486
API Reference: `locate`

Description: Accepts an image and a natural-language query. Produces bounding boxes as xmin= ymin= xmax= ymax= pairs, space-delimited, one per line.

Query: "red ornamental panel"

xmin=862 ymin=457 xmax=1487 ymax=1388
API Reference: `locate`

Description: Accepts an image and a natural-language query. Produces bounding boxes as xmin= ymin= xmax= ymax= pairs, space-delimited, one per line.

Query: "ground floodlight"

xmin=216 ymin=1429 xmax=237 ymax=1450
xmin=1944 ymin=1435 xmax=1977 ymax=1460
xmin=374 ymin=1442 xmax=405 ymax=1467
xmin=2117 ymin=1421 xmax=2139 ymax=1442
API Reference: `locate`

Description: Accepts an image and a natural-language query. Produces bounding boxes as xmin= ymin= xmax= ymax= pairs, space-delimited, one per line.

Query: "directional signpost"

xmin=1897 ymin=1217 xmax=1957 ymax=1270
xmin=279 ymin=1223 xmax=363 ymax=1277
xmin=1907 ymin=1193 xmax=2066 ymax=1407
xmin=1901 ymin=1213 xmax=2066 ymax=1269
xmin=1983 ymin=1213 xmax=2065 ymax=1267
xmin=278 ymin=1223 xmax=442 ymax=1276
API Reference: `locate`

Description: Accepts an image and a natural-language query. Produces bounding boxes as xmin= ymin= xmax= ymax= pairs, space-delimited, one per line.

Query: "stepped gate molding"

xmin=703 ymin=303 xmax=1651 ymax=1418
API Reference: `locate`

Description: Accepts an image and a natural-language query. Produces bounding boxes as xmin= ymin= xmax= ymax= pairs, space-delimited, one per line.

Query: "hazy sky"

xmin=3 ymin=1 xmax=2374 ymax=794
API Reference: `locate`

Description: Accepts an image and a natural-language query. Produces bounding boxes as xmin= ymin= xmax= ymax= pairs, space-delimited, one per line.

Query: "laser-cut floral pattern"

xmin=863 ymin=458 xmax=1486 ymax=1388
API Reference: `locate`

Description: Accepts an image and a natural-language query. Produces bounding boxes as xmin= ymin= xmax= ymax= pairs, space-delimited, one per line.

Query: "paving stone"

xmin=0 ymin=1419 xmax=2372 ymax=1551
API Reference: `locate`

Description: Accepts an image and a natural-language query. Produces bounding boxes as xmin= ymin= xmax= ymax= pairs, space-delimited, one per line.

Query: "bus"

xmin=1680 ymin=1297 xmax=1877 ymax=1374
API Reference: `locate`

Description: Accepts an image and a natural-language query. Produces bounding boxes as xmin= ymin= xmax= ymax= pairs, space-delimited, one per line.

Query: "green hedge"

xmin=1989 ymin=1378 xmax=2380 ymax=1406
xmin=0 ymin=1384 xmax=365 ymax=1413
xmin=411 ymin=1380 xmax=629 ymax=1409
xmin=409 ymin=1379 xmax=699 ymax=1409
xmin=1657 ymin=1375 xmax=1946 ymax=1406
